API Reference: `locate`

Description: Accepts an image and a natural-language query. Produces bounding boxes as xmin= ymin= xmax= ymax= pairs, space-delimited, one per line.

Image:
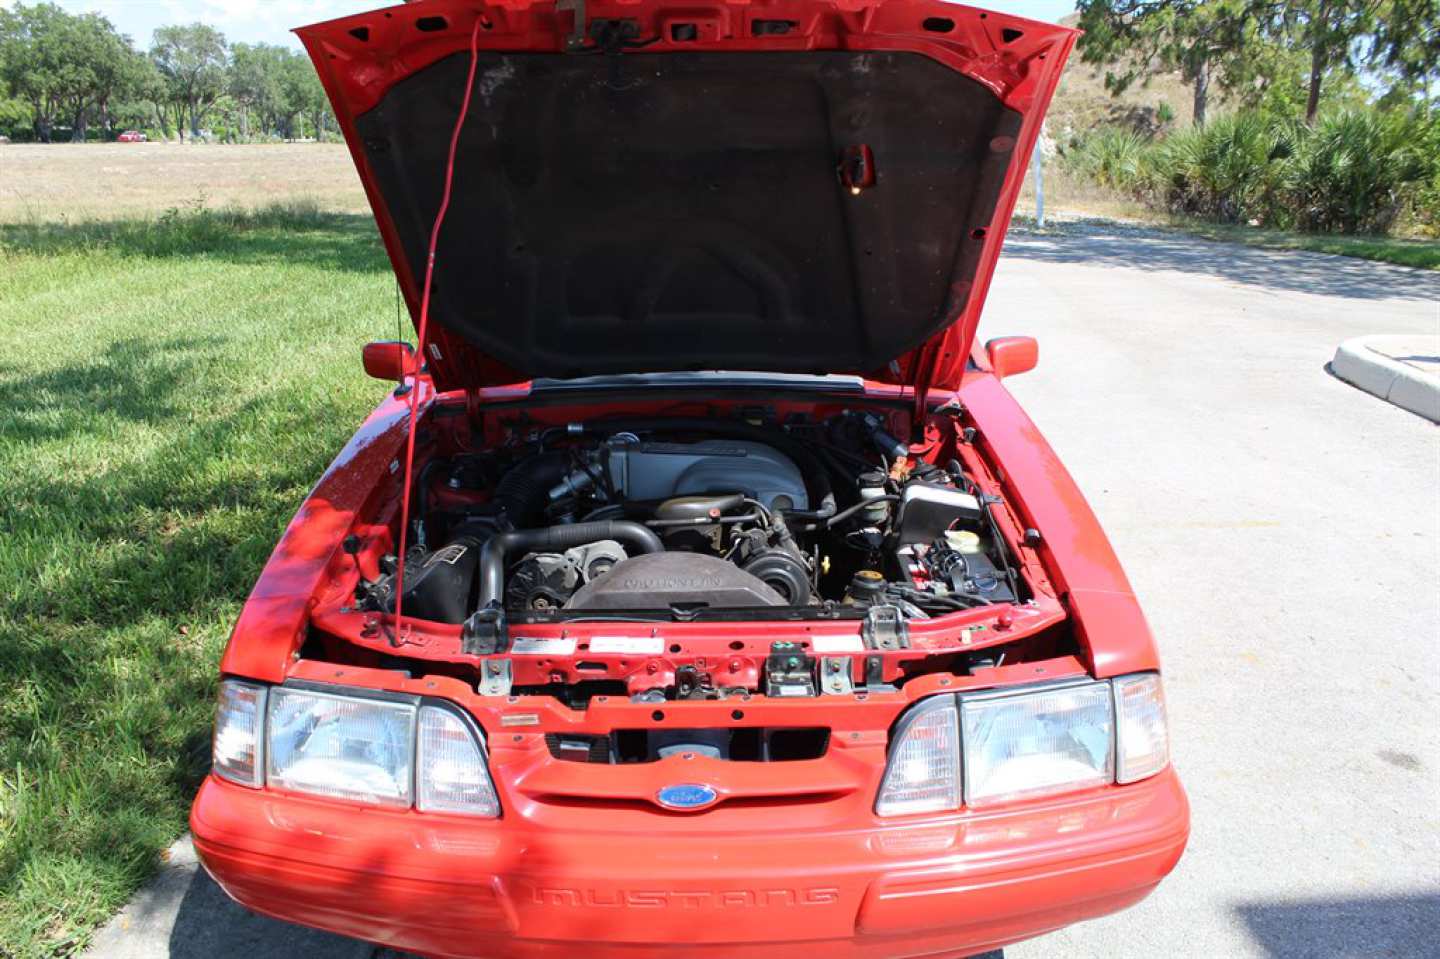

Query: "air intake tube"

xmin=475 ymin=521 xmax=664 ymax=611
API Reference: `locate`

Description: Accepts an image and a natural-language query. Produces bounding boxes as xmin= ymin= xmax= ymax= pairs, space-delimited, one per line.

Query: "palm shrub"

xmin=1147 ymin=112 xmax=1294 ymax=225
xmin=1062 ymin=127 xmax=1154 ymax=192
xmin=1394 ymin=109 xmax=1438 ymax=237
xmin=1068 ymin=106 xmax=1437 ymax=235
xmin=1277 ymin=110 xmax=1431 ymax=234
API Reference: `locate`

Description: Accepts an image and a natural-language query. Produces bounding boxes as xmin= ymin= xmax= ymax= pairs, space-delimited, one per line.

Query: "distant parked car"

xmin=116 ymin=130 xmax=147 ymax=143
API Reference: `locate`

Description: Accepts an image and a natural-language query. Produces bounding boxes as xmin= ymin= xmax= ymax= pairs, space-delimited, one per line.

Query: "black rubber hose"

xmin=817 ymin=494 xmax=900 ymax=528
xmin=491 ymin=452 xmax=570 ymax=527
xmin=476 ymin=521 xmax=664 ymax=609
xmin=414 ymin=456 xmax=450 ymax=543
xmin=574 ymin=418 xmax=837 ymax=519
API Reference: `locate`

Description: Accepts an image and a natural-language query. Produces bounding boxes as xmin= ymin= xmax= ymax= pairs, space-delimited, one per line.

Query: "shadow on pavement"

xmin=1004 ymin=224 xmax=1440 ymax=302
xmin=1234 ymin=892 xmax=1440 ymax=957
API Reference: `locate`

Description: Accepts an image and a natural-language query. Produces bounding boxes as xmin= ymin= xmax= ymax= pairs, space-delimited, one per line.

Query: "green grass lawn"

xmin=0 ymin=205 xmax=391 ymax=957
xmin=1162 ymin=219 xmax=1440 ymax=270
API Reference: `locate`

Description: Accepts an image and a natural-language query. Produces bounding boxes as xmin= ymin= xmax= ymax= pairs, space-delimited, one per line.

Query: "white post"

xmin=1032 ymin=138 xmax=1045 ymax=228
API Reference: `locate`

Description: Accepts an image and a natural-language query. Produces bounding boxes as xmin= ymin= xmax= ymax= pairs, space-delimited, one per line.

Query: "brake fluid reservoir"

xmin=857 ymin=469 xmax=890 ymax=524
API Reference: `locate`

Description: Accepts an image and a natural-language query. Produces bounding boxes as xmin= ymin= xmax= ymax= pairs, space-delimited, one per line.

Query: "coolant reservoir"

xmin=943 ymin=529 xmax=984 ymax=554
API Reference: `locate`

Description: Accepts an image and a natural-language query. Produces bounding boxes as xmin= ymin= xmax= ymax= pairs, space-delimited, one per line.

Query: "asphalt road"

xmin=991 ymin=224 xmax=1440 ymax=959
xmin=87 ymin=223 xmax=1440 ymax=959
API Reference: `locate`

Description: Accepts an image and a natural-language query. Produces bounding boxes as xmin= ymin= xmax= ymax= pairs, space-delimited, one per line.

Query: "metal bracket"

xmin=478 ymin=659 xmax=512 ymax=697
xmin=863 ymin=654 xmax=885 ymax=689
xmin=863 ymin=605 xmax=909 ymax=651
xmin=765 ymin=641 xmax=817 ymax=697
xmin=820 ymin=657 xmax=854 ymax=696
xmin=462 ymin=603 xmax=508 ymax=655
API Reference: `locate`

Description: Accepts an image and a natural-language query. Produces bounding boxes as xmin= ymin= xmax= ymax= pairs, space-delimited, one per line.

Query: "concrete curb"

xmin=1331 ymin=335 xmax=1440 ymax=423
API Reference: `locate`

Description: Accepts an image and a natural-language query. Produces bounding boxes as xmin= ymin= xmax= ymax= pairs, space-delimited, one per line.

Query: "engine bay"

xmin=360 ymin=411 xmax=1021 ymax=623
xmin=306 ymin=392 xmax=1072 ymax=722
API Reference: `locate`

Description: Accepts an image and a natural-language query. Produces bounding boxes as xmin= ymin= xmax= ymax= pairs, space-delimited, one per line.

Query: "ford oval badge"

xmin=656 ymin=783 xmax=719 ymax=811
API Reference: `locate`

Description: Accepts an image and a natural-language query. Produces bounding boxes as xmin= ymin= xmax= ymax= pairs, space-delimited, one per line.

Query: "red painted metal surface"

xmin=361 ymin=340 xmax=418 ymax=382
xmin=984 ymin=336 xmax=1040 ymax=379
xmin=193 ymin=767 xmax=1187 ymax=958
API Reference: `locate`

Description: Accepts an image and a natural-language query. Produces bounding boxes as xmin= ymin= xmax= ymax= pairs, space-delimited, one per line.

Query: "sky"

xmin=0 ymin=0 xmax=1078 ymax=49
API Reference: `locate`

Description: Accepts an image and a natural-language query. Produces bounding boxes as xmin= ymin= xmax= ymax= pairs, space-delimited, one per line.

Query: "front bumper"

xmin=191 ymin=766 xmax=1188 ymax=959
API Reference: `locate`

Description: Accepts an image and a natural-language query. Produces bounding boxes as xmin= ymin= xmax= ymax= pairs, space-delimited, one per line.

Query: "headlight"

xmin=962 ymin=681 xmax=1113 ymax=806
xmin=210 ymin=681 xmax=500 ymax=817
xmin=876 ymin=673 xmax=1169 ymax=816
xmin=267 ymin=686 xmax=416 ymax=807
xmin=213 ymin=680 xmax=266 ymax=788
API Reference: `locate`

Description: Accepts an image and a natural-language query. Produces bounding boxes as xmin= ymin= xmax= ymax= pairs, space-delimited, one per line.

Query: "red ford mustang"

xmin=191 ymin=1 xmax=1188 ymax=956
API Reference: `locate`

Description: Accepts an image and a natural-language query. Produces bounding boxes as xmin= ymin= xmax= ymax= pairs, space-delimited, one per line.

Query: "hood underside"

xmin=299 ymin=1 xmax=1075 ymax=392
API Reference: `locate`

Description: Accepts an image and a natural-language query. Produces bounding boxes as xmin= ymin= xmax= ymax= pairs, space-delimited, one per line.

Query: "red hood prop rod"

xmin=391 ymin=16 xmax=485 ymax=639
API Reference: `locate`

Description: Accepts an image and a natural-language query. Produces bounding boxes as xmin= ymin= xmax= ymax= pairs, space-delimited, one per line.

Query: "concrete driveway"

xmin=87 ymin=223 xmax=1440 ymax=959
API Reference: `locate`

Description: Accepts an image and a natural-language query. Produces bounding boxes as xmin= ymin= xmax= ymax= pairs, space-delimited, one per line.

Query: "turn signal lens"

xmin=213 ymin=680 xmax=266 ymax=788
xmin=1114 ymin=673 xmax=1170 ymax=784
xmin=417 ymin=705 xmax=500 ymax=817
xmin=876 ymin=698 xmax=961 ymax=816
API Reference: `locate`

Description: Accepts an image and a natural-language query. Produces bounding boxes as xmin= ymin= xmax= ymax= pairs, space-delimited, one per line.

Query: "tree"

xmin=1076 ymin=0 xmax=1264 ymax=126
xmin=1268 ymin=1 xmax=1384 ymax=122
xmin=0 ymin=2 xmax=71 ymax=141
xmin=296 ymin=62 xmax=329 ymax=140
xmin=1373 ymin=0 xmax=1440 ymax=102
xmin=61 ymin=14 xmax=147 ymax=140
xmin=91 ymin=28 xmax=153 ymax=138
xmin=151 ymin=23 xmax=227 ymax=141
xmin=1261 ymin=0 xmax=1438 ymax=122
xmin=276 ymin=50 xmax=321 ymax=139
xmin=229 ymin=43 xmax=280 ymax=141
xmin=0 ymin=3 xmax=161 ymax=142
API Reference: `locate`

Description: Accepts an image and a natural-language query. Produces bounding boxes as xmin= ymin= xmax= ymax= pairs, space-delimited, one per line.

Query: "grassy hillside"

xmin=1046 ymin=13 xmax=1200 ymax=138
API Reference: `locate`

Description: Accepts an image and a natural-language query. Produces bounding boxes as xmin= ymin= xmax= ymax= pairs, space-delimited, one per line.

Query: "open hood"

xmin=299 ymin=0 xmax=1074 ymax=394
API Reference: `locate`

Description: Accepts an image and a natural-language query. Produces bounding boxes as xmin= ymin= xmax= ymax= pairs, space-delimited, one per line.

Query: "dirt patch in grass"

xmin=0 ymin=143 xmax=368 ymax=222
